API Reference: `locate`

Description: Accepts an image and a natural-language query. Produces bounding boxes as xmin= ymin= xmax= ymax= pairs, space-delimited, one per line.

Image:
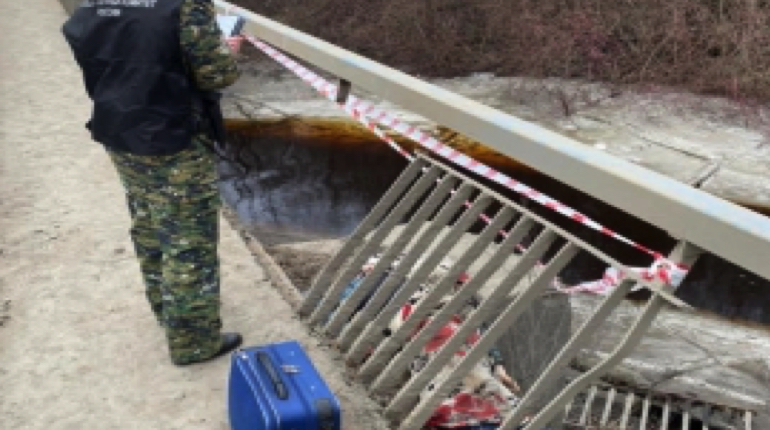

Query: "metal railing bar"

xmin=329 ymin=174 xmax=462 ymax=341
xmin=353 ymin=193 xmax=495 ymax=382
xmin=661 ymin=397 xmax=671 ymax=429
xmin=345 ymin=225 xmax=489 ymax=370
xmin=480 ymin=244 xmax=528 ymax=299
xmin=580 ymin=385 xmax=598 ymax=425
xmin=394 ymin=242 xmax=578 ymax=428
xmin=343 ymin=206 xmax=514 ymax=367
xmin=300 ymin=158 xmax=428 ymax=316
xmin=308 ymin=165 xmax=443 ymax=327
xmin=417 ymin=157 xmax=624 ymax=266
xmin=640 ymin=395 xmax=652 ymax=429
xmin=411 ymin=157 xmax=688 ymax=306
xmin=335 ymin=177 xmax=463 ymax=350
xmin=682 ymin=402 xmax=691 ymax=430
xmin=745 ymin=410 xmax=752 ymax=430
xmin=365 ymin=216 xmax=536 ymax=390
xmin=601 ymin=387 xmax=617 ymax=426
xmin=379 ymin=228 xmax=558 ymax=401
xmin=621 ymin=392 xmax=636 ymax=429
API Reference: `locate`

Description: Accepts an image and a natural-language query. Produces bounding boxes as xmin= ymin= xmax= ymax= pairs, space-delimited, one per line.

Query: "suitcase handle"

xmin=256 ymin=352 xmax=289 ymax=400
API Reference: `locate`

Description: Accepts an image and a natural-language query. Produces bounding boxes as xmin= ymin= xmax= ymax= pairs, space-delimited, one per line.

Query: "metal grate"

xmin=564 ymin=383 xmax=756 ymax=429
xmin=299 ymin=154 xmax=705 ymax=430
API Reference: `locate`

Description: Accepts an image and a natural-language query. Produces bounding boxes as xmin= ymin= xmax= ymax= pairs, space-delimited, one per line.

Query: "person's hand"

xmin=494 ymin=364 xmax=520 ymax=393
xmin=225 ymin=35 xmax=244 ymax=54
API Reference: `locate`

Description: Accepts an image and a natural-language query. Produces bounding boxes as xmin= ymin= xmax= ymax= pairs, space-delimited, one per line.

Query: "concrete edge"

xmin=222 ymin=206 xmax=305 ymax=310
xmin=222 ymin=207 xmax=393 ymax=430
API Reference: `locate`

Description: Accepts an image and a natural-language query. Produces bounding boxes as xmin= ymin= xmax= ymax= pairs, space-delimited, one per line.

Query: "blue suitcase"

xmin=228 ymin=341 xmax=342 ymax=430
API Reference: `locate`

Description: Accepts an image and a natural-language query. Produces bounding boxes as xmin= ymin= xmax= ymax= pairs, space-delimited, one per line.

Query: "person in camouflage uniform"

xmin=109 ymin=0 xmax=242 ymax=366
xmin=64 ymin=0 xmax=243 ymax=365
xmin=107 ymin=139 xmax=226 ymax=365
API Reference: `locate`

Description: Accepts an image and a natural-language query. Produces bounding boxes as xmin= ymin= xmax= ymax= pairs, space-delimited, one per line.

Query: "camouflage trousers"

xmin=107 ymin=138 xmax=223 ymax=364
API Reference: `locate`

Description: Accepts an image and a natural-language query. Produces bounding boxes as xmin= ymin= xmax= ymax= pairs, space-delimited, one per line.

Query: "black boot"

xmin=174 ymin=333 xmax=243 ymax=366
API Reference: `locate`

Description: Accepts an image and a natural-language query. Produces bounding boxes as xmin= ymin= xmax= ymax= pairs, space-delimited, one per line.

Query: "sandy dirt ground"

xmin=0 ymin=2 xmax=386 ymax=430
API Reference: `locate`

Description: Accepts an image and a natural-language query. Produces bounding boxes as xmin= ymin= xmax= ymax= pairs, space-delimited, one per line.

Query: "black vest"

xmin=63 ymin=0 xmax=221 ymax=155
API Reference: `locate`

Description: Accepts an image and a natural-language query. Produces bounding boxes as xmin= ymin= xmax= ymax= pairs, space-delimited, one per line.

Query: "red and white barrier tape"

xmin=240 ymin=34 xmax=689 ymax=290
xmin=553 ymin=263 xmax=687 ymax=295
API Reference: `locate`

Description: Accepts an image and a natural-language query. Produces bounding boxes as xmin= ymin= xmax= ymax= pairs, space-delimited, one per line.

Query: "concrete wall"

xmin=60 ymin=0 xmax=80 ymax=15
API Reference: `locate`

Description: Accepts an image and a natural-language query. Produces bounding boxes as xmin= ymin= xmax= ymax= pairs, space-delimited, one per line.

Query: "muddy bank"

xmin=268 ymin=245 xmax=332 ymax=290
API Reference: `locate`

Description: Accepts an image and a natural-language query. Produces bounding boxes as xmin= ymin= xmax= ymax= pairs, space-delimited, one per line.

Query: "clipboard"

xmin=216 ymin=15 xmax=246 ymax=37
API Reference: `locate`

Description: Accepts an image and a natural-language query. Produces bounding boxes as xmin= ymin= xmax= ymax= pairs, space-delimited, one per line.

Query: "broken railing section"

xmin=298 ymin=154 xmax=704 ymax=430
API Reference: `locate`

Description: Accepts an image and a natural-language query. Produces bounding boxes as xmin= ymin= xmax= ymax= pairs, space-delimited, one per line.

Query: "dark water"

xmin=220 ymin=119 xmax=409 ymax=243
xmin=221 ymin=118 xmax=770 ymax=326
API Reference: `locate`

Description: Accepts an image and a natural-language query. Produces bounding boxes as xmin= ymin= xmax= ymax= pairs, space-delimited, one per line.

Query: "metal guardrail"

xmin=298 ymin=154 xmax=706 ymax=429
xmin=214 ymin=0 xmax=770 ymax=282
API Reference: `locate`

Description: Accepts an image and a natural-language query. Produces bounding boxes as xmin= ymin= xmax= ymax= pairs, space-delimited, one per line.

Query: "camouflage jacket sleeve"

xmin=179 ymin=0 xmax=240 ymax=91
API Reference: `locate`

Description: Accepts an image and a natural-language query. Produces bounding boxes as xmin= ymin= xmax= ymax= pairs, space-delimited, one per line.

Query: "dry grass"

xmin=233 ymin=0 xmax=770 ymax=103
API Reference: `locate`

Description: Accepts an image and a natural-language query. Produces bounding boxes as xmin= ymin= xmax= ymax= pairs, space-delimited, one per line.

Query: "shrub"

xmin=232 ymin=0 xmax=770 ymax=102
